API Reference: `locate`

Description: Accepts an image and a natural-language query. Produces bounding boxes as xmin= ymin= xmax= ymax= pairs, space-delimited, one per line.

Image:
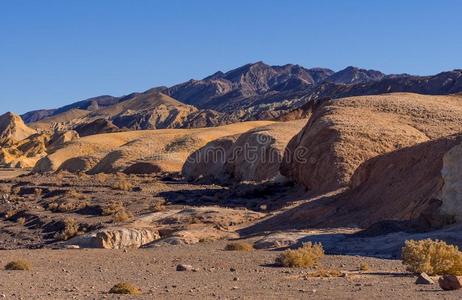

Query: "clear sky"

xmin=1 ymin=0 xmax=461 ymax=114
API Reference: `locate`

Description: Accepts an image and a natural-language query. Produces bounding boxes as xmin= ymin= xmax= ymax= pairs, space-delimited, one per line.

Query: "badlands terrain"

xmin=1 ymin=63 xmax=462 ymax=298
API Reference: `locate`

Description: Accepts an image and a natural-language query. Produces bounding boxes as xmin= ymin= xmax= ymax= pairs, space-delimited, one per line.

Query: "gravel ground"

xmin=0 ymin=240 xmax=460 ymax=299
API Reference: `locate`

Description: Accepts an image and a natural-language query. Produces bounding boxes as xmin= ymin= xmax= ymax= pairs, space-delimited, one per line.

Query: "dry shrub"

xmin=112 ymin=179 xmax=133 ymax=191
xmin=102 ymin=201 xmax=125 ymax=215
xmin=102 ymin=201 xmax=133 ymax=223
xmin=306 ymin=268 xmax=344 ymax=278
xmin=95 ymin=173 xmax=109 ymax=183
xmin=5 ymin=260 xmax=31 ymax=271
xmin=109 ymin=282 xmax=141 ymax=295
xmin=359 ymin=262 xmax=369 ymax=271
xmin=276 ymin=242 xmax=324 ymax=268
xmin=401 ymin=239 xmax=462 ymax=276
xmin=47 ymin=190 xmax=90 ymax=213
xmin=225 ymin=242 xmax=254 ymax=252
xmin=17 ymin=217 xmax=26 ymax=225
xmin=112 ymin=209 xmax=133 ymax=223
xmin=149 ymin=200 xmax=166 ymax=212
xmin=55 ymin=218 xmax=80 ymax=241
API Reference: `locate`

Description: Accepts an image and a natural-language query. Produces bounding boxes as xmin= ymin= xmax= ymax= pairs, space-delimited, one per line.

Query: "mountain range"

xmin=20 ymin=62 xmax=462 ymax=133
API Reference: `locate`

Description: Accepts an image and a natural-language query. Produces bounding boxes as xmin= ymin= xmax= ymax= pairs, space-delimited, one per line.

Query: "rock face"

xmin=0 ymin=112 xmax=36 ymax=146
xmin=183 ymin=120 xmax=306 ymax=183
xmin=281 ymin=93 xmax=462 ymax=194
xmin=249 ymin=133 xmax=462 ymax=231
xmin=0 ymin=112 xmax=52 ymax=168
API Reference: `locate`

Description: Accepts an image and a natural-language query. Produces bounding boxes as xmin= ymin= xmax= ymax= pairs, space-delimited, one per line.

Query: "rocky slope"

xmin=28 ymin=90 xmax=224 ymax=133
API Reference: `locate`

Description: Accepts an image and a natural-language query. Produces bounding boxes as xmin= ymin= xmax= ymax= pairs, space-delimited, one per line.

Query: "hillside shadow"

xmin=158 ymin=181 xmax=305 ymax=212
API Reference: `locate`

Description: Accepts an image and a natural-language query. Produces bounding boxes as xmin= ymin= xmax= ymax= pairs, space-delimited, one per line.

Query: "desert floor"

xmin=0 ymin=240 xmax=460 ymax=300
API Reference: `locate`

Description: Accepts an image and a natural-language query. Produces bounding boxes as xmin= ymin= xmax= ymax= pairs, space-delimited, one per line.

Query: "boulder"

xmin=65 ymin=227 xmax=160 ymax=249
xmin=415 ymin=273 xmax=435 ymax=285
xmin=439 ymin=275 xmax=462 ymax=290
xmin=281 ymin=93 xmax=462 ymax=194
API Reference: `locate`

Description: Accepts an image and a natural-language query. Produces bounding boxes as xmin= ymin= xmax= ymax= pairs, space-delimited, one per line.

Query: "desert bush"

xmin=401 ymin=239 xmax=462 ymax=276
xmin=102 ymin=201 xmax=125 ymax=216
xmin=94 ymin=173 xmax=109 ymax=183
xmin=5 ymin=260 xmax=31 ymax=271
xmin=359 ymin=262 xmax=369 ymax=271
xmin=276 ymin=242 xmax=324 ymax=268
xmin=55 ymin=217 xmax=80 ymax=241
xmin=149 ymin=200 xmax=166 ymax=212
xmin=225 ymin=242 xmax=254 ymax=252
xmin=109 ymin=282 xmax=141 ymax=295
xmin=307 ymin=268 xmax=344 ymax=278
xmin=112 ymin=209 xmax=133 ymax=223
xmin=101 ymin=201 xmax=133 ymax=222
xmin=47 ymin=190 xmax=90 ymax=213
xmin=112 ymin=179 xmax=133 ymax=191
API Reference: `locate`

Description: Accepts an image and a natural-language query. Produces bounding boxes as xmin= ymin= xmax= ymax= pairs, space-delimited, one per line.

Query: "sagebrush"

xmin=225 ymin=242 xmax=254 ymax=252
xmin=401 ymin=239 xmax=462 ymax=275
xmin=276 ymin=242 xmax=324 ymax=268
xmin=109 ymin=282 xmax=141 ymax=295
xmin=5 ymin=260 xmax=31 ymax=271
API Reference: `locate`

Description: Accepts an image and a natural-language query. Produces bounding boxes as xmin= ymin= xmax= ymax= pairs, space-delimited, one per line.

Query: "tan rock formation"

xmin=281 ymin=93 xmax=462 ymax=194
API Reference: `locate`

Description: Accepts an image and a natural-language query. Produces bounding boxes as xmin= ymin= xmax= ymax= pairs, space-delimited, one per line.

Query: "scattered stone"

xmin=439 ymin=275 xmax=462 ymax=291
xmin=176 ymin=264 xmax=194 ymax=272
xmin=415 ymin=273 xmax=435 ymax=285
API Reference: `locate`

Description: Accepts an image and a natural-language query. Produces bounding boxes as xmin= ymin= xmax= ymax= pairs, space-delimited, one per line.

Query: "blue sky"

xmin=1 ymin=0 xmax=461 ymax=114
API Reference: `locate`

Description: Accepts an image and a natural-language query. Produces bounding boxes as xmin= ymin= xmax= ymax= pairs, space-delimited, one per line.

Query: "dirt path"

xmin=0 ymin=240 xmax=459 ymax=299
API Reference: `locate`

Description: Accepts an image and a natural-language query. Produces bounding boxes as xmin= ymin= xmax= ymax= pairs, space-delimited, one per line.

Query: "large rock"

xmin=439 ymin=275 xmax=462 ymax=290
xmin=65 ymin=227 xmax=160 ymax=249
xmin=281 ymin=93 xmax=462 ymax=194
xmin=183 ymin=120 xmax=306 ymax=183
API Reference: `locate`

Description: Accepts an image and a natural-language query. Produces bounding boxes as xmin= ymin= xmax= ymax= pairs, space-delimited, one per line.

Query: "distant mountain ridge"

xmin=20 ymin=62 xmax=462 ymax=132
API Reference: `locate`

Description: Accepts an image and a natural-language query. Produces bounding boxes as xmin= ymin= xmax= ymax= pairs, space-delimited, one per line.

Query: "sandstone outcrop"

xmin=281 ymin=93 xmax=462 ymax=194
xmin=65 ymin=227 xmax=160 ymax=249
xmin=33 ymin=121 xmax=274 ymax=173
xmin=183 ymin=120 xmax=306 ymax=183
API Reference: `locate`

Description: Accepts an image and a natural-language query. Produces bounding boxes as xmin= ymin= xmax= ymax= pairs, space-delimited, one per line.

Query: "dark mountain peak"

xmin=327 ymin=66 xmax=385 ymax=84
xmin=204 ymin=71 xmax=225 ymax=81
